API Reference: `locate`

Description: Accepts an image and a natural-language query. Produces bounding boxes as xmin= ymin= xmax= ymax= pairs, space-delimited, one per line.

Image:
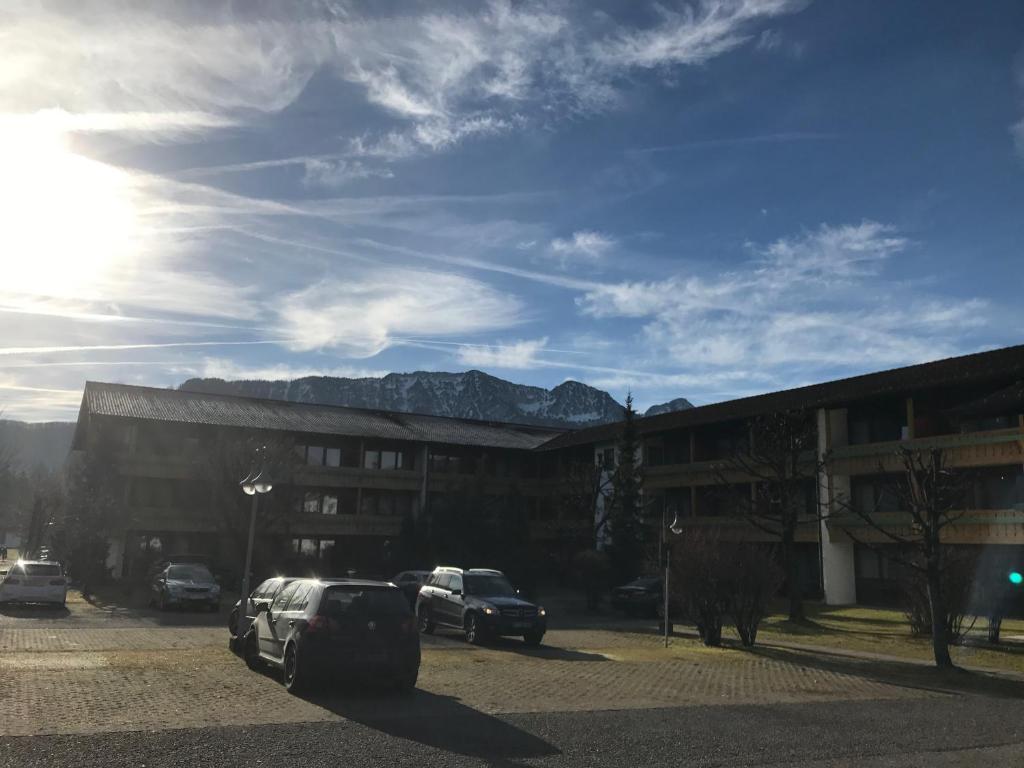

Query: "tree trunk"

xmin=926 ymin=560 xmax=954 ymax=668
xmin=782 ymin=525 xmax=803 ymax=621
xmin=987 ymin=615 xmax=1002 ymax=645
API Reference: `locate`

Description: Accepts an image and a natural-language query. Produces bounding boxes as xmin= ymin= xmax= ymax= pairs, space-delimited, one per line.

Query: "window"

xmin=306 ymin=446 xmax=325 ymax=466
xmin=286 ymin=582 xmax=314 ymax=611
xmin=320 ymin=538 xmax=336 ymax=561
xmin=272 ymin=581 xmax=301 ymax=611
xmin=365 ymin=447 xmax=408 ymax=470
xmin=303 ymin=492 xmax=320 ymax=515
xmin=293 ymin=538 xmax=319 ymax=557
xmin=448 ymin=574 xmax=463 ymax=593
xmin=322 ymin=494 xmax=339 ymax=515
xmin=599 ymin=448 xmax=615 ymax=469
xmin=325 ymin=447 xmax=341 ymax=467
xmin=433 ymin=573 xmax=451 ymax=589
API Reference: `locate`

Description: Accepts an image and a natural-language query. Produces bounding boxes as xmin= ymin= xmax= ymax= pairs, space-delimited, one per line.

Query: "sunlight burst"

xmin=0 ymin=114 xmax=140 ymax=300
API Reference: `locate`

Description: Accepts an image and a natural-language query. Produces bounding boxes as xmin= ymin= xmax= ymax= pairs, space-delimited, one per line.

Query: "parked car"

xmin=415 ymin=567 xmax=546 ymax=646
xmin=0 ymin=560 xmax=68 ymax=606
xmin=390 ymin=570 xmax=431 ymax=607
xmin=242 ymin=578 xmax=420 ymax=694
xmin=151 ymin=563 xmax=221 ymax=611
xmin=611 ymin=576 xmax=663 ymax=617
xmin=146 ymin=553 xmax=213 ymax=582
xmin=229 ymin=576 xmax=300 ymax=639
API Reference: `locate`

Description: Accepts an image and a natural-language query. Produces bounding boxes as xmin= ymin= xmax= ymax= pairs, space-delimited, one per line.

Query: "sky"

xmin=1 ymin=0 xmax=1023 ymax=421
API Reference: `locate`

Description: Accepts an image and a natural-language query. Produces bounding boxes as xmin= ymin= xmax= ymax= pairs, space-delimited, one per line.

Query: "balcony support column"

xmin=817 ymin=407 xmax=857 ymax=605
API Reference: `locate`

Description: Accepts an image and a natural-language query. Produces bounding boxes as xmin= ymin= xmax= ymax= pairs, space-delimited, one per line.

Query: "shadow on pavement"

xmin=485 ymin=636 xmax=609 ymax=662
xmin=746 ymin=643 xmax=1024 ymax=699
xmin=308 ymin=687 xmax=560 ymax=763
xmin=0 ymin=602 xmax=70 ymax=619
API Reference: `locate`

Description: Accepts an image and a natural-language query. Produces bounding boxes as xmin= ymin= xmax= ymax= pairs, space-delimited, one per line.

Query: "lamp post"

xmin=238 ymin=463 xmax=272 ymax=637
xmin=662 ymin=506 xmax=683 ymax=648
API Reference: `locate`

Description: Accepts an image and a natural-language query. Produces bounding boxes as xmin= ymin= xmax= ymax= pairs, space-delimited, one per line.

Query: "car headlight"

xmin=482 ymin=606 xmax=497 ymax=615
xmin=538 ymin=606 xmax=546 ymax=617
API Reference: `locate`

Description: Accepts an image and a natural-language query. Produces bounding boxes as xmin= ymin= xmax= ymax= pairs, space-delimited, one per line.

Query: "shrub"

xmin=897 ymin=548 xmax=977 ymax=642
xmin=672 ymin=530 xmax=732 ymax=646
xmin=731 ymin=544 xmax=784 ymax=647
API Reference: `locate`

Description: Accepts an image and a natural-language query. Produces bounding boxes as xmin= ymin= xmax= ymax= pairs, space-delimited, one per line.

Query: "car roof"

xmin=431 ymin=566 xmax=504 ymax=576
xmin=14 ymin=560 xmax=62 ymax=566
xmin=314 ymin=578 xmax=398 ymax=588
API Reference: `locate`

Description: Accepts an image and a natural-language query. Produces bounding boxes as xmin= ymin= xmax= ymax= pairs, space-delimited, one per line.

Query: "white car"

xmin=0 ymin=560 xmax=68 ymax=606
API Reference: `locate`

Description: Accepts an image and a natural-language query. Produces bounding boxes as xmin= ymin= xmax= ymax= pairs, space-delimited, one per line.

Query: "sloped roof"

xmin=539 ymin=343 xmax=1024 ymax=451
xmin=76 ymin=382 xmax=563 ymax=450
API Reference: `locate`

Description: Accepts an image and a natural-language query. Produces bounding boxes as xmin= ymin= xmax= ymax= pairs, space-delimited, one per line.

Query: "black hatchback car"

xmin=242 ymin=578 xmax=420 ymax=694
xmin=416 ymin=567 xmax=546 ymax=646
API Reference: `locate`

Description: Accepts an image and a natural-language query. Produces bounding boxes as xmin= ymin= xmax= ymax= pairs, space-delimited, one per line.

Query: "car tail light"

xmin=306 ymin=614 xmax=328 ymax=634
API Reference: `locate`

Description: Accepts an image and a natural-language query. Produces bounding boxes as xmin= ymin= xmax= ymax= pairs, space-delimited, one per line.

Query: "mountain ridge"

xmin=180 ymin=370 xmax=693 ymax=428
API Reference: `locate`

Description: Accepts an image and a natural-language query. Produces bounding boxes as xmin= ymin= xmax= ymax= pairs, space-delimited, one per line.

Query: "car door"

xmin=260 ymin=581 xmax=302 ymax=658
xmin=274 ymin=581 xmax=314 ymax=652
xmin=428 ymin=573 xmax=452 ymax=624
xmin=442 ymin=573 xmax=464 ymax=627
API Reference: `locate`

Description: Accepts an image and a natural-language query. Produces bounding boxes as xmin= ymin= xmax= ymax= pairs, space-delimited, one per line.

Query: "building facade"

xmin=70 ymin=343 xmax=1024 ymax=603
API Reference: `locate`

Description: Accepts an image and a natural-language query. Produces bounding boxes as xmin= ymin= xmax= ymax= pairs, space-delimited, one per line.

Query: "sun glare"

xmin=0 ymin=115 xmax=139 ymax=300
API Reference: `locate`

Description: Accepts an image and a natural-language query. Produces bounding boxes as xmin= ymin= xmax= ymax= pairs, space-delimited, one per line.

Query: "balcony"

xmin=829 ymin=427 xmax=1024 ymax=476
xmin=295 ymin=465 xmax=422 ymax=491
xmin=289 ymin=514 xmax=403 ymax=537
xmin=825 ymin=507 xmax=1024 ymax=545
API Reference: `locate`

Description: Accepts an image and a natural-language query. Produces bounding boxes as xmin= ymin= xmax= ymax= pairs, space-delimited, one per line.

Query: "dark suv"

xmin=243 ymin=578 xmax=420 ymax=694
xmin=415 ymin=567 xmax=546 ymax=646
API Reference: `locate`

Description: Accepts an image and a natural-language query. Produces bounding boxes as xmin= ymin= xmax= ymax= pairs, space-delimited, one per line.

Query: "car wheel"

xmin=523 ymin=630 xmax=544 ymax=647
xmin=395 ymin=666 xmax=419 ymax=695
xmin=417 ymin=605 xmax=435 ymax=635
xmin=228 ymin=607 xmax=239 ymax=636
xmin=464 ymin=613 xmax=486 ymax=645
xmin=243 ymin=631 xmax=262 ymax=670
xmin=283 ymin=644 xmax=309 ymax=695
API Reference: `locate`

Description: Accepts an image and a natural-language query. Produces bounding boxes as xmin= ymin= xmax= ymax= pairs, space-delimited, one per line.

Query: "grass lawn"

xmin=754 ymin=602 xmax=1024 ymax=674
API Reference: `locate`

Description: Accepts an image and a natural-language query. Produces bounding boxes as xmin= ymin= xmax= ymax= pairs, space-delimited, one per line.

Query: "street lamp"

xmin=661 ymin=506 xmax=683 ymax=648
xmin=238 ymin=461 xmax=272 ymax=639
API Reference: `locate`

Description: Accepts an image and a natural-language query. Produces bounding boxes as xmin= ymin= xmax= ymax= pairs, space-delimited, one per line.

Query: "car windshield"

xmin=464 ymin=575 xmax=516 ymax=597
xmin=24 ymin=564 xmax=63 ymax=577
xmin=166 ymin=566 xmax=213 ymax=581
xmin=323 ymin=586 xmax=409 ymax=617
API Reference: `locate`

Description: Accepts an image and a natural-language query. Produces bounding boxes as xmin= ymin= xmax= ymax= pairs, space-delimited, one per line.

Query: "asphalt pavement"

xmin=3 ymin=697 xmax=1024 ymax=767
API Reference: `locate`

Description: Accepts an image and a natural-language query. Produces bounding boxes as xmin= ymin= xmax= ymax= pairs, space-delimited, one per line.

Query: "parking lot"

xmin=4 ymin=591 xmax=1024 ymax=766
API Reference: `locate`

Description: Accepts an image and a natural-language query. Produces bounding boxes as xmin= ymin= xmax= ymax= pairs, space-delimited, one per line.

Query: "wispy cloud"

xmin=454 ymin=337 xmax=549 ymax=369
xmin=576 ymin=221 xmax=995 ymax=372
xmin=274 ymin=269 xmax=526 ymax=356
xmin=549 ymin=230 xmax=616 ymax=264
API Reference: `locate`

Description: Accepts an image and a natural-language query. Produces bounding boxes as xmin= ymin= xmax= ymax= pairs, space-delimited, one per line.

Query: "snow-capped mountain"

xmin=180 ymin=370 xmax=629 ymax=428
xmin=179 ymin=370 xmax=695 ymax=428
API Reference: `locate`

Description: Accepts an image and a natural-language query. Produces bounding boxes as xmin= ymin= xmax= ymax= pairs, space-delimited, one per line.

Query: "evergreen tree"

xmin=607 ymin=394 xmax=645 ymax=583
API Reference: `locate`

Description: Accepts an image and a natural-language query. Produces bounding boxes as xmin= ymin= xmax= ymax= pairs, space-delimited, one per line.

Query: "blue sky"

xmin=1 ymin=0 xmax=1023 ymax=420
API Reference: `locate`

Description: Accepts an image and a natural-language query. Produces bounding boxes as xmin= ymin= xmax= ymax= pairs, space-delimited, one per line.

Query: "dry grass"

xmin=754 ymin=603 xmax=1024 ymax=674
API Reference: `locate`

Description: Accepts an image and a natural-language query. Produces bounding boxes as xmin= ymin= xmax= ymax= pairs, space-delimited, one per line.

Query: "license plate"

xmin=513 ymin=621 xmax=531 ymax=629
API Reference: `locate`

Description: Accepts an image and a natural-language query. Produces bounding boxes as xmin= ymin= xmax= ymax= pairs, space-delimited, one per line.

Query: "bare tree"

xmin=711 ymin=409 xmax=825 ymax=621
xmin=190 ymin=429 xmax=301 ymax=566
xmin=836 ymin=447 xmax=972 ymax=668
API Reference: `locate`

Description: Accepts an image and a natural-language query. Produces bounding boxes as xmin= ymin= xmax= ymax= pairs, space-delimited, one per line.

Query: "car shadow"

xmin=0 ymin=602 xmax=71 ymax=619
xmin=484 ymin=636 xmax=609 ymax=662
xmin=306 ymin=687 xmax=560 ymax=764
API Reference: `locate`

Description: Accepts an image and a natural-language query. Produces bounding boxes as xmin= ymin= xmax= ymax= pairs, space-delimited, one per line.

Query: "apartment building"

xmin=540 ymin=343 xmax=1024 ymax=604
xmin=69 ymin=382 xmax=567 ymax=580
xmin=70 ymin=343 xmax=1024 ymax=603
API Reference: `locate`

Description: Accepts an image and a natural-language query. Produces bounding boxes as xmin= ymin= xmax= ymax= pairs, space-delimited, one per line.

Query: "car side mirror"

xmin=450 ymin=589 xmax=462 ymax=597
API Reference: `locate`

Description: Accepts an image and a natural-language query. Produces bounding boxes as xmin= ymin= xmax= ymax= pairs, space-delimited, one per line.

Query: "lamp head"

xmin=668 ymin=509 xmax=683 ymax=536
